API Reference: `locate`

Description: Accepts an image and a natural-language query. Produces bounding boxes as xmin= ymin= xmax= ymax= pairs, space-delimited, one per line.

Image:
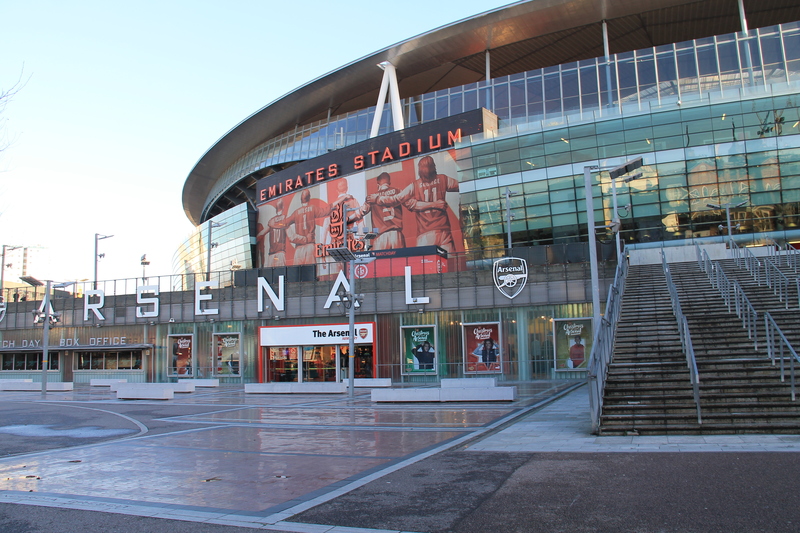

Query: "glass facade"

xmin=200 ymin=21 xmax=800 ymax=272
xmin=172 ymin=202 xmax=255 ymax=289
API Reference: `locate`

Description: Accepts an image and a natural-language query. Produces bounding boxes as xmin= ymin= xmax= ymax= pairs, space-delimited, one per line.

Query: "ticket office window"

xmin=1 ymin=353 xmax=59 ymax=371
xmin=74 ymin=351 xmax=142 ymax=370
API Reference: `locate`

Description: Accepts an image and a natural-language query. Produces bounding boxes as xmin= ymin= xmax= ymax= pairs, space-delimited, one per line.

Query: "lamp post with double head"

xmin=1 ymin=245 xmax=21 ymax=301
xmin=584 ymin=157 xmax=643 ymax=331
xmin=328 ymin=206 xmax=377 ymax=398
xmin=707 ymin=201 xmax=747 ymax=247
xmin=94 ymin=233 xmax=114 ymax=290
xmin=206 ymin=221 xmax=226 ymax=282
xmin=22 ymin=277 xmax=74 ymax=397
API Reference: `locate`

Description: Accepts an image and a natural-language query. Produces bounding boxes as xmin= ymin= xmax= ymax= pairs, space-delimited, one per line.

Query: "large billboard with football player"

xmin=256 ymin=151 xmax=464 ymax=275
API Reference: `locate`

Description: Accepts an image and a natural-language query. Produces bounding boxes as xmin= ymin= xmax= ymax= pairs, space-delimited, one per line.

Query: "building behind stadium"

xmin=2 ymin=0 xmax=800 ymax=386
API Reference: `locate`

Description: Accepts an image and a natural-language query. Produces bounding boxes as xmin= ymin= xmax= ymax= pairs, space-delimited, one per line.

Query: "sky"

xmin=0 ymin=0 xmax=515 ymax=284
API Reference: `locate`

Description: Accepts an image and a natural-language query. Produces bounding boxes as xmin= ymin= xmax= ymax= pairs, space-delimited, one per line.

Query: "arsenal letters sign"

xmin=256 ymin=109 xmax=493 ymax=204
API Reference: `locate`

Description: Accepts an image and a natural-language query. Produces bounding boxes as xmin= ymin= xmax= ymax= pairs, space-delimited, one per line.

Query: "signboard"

xmin=259 ymin=322 xmax=375 ymax=346
xmin=255 ymin=109 xmax=491 ymax=204
xmin=214 ymin=333 xmax=240 ymax=376
xmin=169 ymin=334 xmax=193 ymax=376
xmin=401 ymin=325 xmax=437 ymax=374
xmin=553 ymin=318 xmax=592 ymax=371
xmin=463 ymin=322 xmax=501 ymax=373
xmin=493 ymin=257 xmax=528 ymax=299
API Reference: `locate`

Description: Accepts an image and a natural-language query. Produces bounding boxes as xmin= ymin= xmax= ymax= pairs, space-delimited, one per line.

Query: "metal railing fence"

xmin=763 ymin=258 xmax=790 ymax=309
xmin=764 ymin=312 xmax=800 ymax=401
xmin=662 ymin=251 xmax=702 ymax=424
xmin=587 ymin=249 xmax=630 ymax=434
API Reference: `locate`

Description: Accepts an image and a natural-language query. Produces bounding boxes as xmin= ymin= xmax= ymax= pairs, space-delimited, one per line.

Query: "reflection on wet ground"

xmin=0 ymin=380 xmax=578 ymax=516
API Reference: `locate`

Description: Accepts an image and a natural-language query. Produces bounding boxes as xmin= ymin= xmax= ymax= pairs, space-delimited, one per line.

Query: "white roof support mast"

xmin=369 ymin=61 xmax=405 ymax=138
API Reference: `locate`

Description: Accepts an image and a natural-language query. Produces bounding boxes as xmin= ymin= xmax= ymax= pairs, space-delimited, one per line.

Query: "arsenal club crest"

xmin=493 ymin=257 xmax=528 ymax=299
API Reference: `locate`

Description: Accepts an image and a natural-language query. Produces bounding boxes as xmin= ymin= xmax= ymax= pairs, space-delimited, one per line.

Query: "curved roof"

xmin=182 ymin=0 xmax=800 ymax=225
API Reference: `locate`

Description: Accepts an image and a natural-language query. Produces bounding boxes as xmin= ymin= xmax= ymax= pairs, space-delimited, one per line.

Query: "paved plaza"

xmin=0 ymin=382 xmax=799 ymax=532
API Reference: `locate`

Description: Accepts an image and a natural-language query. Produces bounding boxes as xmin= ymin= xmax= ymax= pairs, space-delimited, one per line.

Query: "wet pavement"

xmin=1 ymin=381 xmax=799 ymax=532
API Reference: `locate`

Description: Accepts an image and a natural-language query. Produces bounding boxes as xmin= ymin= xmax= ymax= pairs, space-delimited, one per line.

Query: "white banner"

xmin=259 ymin=322 xmax=374 ymax=346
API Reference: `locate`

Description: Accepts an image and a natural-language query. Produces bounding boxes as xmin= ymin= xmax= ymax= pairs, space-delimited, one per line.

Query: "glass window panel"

xmin=751 ymin=191 xmax=781 ymax=204
xmin=551 ymin=213 xmax=578 ymax=226
xmin=493 ymin=83 xmax=509 ymax=109
xmin=760 ymin=33 xmax=784 ymax=67
xmin=697 ymin=45 xmax=719 ymax=76
xmin=550 ymin=188 xmax=575 ymax=202
xmin=525 ymin=191 xmax=550 ymax=205
xmin=550 ymin=201 xmax=578 ymax=215
xmin=527 ymin=216 xmax=552 ymax=229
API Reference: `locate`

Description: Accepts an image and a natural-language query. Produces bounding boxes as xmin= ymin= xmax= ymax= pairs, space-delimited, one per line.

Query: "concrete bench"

xmin=372 ymin=385 xmax=517 ymax=402
xmin=245 ymin=382 xmax=347 ymax=394
xmin=342 ymin=378 xmax=392 ymax=388
xmin=0 ymin=382 xmax=73 ymax=391
xmin=178 ymin=378 xmax=219 ymax=387
xmin=371 ymin=388 xmax=441 ymax=402
xmin=169 ymin=382 xmax=196 ymax=393
xmin=115 ymin=384 xmax=174 ymax=400
xmin=440 ymin=377 xmax=497 ymax=388
xmin=439 ymin=386 xmax=516 ymax=402
xmin=90 ymin=379 xmax=128 ymax=387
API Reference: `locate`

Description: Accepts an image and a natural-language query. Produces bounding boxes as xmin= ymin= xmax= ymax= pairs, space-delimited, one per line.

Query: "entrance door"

xmin=338 ymin=344 xmax=374 ymax=381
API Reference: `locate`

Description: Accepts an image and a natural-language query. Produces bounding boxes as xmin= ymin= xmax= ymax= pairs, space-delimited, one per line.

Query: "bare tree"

xmin=0 ymin=67 xmax=29 ymax=155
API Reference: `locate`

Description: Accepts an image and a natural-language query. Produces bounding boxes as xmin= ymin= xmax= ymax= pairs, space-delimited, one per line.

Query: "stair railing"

xmin=731 ymin=239 xmax=743 ymax=266
xmin=785 ymin=244 xmax=799 ymax=273
xmin=587 ymin=250 xmax=630 ymax=434
xmin=742 ymin=247 xmax=763 ymax=285
xmin=699 ymin=249 xmax=760 ymax=349
xmin=733 ymin=281 xmax=759 ymax=348
xmin=763 ymin=257 xmax=790 ymax=309
xmin=662 ymin=251 xmax=702 ymax=424
xmin=764 ymin=312 xmax=800 ymax=401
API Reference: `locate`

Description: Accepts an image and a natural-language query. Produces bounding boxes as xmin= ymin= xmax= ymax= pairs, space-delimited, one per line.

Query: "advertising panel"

xmin=401 ymin=325 xmax=437 ymax=375
xmin=214 ymin=333 xmax=240 ymax=376
xmin=169 ymin=334 xmax=193 ymax=376
xmin=553 ymin=318 xmax=592 ymax=371
xmin=259 ymin=323 xmax=375 ymax=346
xmin=463 ymin=322 xmax=501 ymax=373
xmin=256 ymin=149 xmax=463 ymax=276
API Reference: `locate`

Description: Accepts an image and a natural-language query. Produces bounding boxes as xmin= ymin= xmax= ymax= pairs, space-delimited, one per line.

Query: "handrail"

xmin=785 ymin=245 xmax=799 ymax=273
xmin=763 ymin=257 xmax=790 ymax=309
xmin=661 ymin=251 xmax=702 ymax=424
xmin=698 ymin=248 xmax=759 ymax=349
xmin=764 ymin=312 xmax=800 ymax=401
xmin=587 ymin=249 xmax=630 ymax=434
xmin=730 ymin=239 xmax=743 ymax=267
xmin=742 ymin=247 xmax=763 ymax=285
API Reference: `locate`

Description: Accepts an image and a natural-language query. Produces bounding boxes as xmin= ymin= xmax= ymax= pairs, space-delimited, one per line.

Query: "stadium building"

xmin=2 ymin=0 xmax=800 ymax=387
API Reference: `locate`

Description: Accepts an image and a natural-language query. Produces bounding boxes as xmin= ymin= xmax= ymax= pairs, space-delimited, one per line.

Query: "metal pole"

xmin=584 ymin=166 xmax=602 ymax=332
xmin=207 ymin=223 xmax=213 ymax=282
xmin=348 ymin=259 xmax=356 ymax=399
xmin=505 ymin=187 xmax=513 ymax=252
xmin=611 ymin=178 xmax=621 ymax=262
xmin=0 ymin=246 xmax=7 ymax=301
xmin=41 ymin=280 xmax=51 ymax=398
xmin=93 ymin=234 xmax=99 ymax=290
xmin=726 ymin=206 xmax=734 ymax=247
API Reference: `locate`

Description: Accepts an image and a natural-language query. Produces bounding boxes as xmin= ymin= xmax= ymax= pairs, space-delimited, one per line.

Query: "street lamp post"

xmin=584 ymin=157 xmax=643 ymax=331
xmin=141 ymin=254 xmax=150 ymax=284
xmin=206 ymin=221 xmax=226 ymax=282
xmin=328 ymin=207 xmax=377 ymax=398
xmin=94 ymin=233 xmax=114 ymax=290
xmin=22 ymin=277 xmax=74 ymax=397
xmin=1 ymin=245 xmax=21 ymax=301
xmin=707 ymin=201 xmax=747 ymax=247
